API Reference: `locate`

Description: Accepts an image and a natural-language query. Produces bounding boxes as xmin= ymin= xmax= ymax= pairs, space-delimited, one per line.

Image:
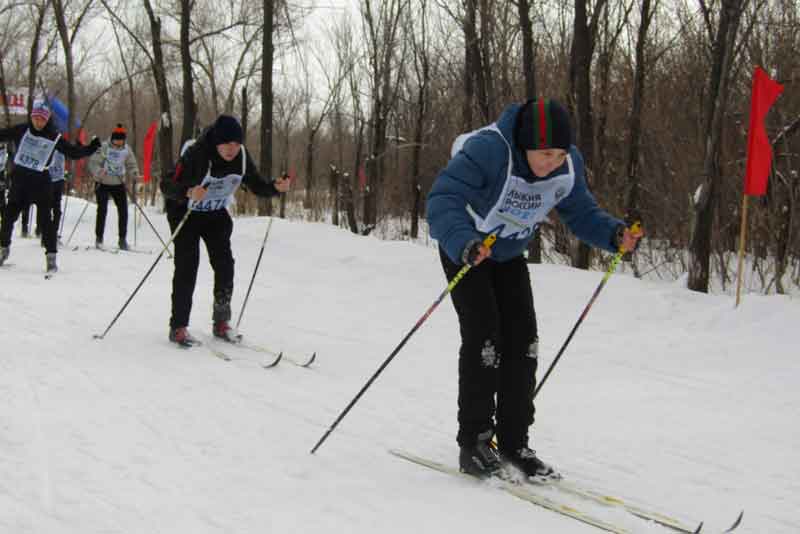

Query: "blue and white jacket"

xmin=427 ymin=103 xmax=623 ymax=264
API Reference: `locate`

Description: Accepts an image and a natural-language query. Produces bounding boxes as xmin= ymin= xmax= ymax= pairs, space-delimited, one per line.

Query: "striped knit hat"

xmin=30 ymin=100 xmax=51 ymax=122
xmin=515 ymin=98 xmax=572 ymax=151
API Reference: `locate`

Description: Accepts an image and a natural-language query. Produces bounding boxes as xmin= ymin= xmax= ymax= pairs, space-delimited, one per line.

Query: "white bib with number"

xmin=14 ymin=129 xmax=61 ymax=172
xmin=189 ymin=146 xmax=247 ymax=212
xmin=104 ymin=146 xmax=129 ymax=177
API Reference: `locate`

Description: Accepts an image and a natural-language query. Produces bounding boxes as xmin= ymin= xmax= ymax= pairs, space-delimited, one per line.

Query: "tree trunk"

xmin=330 ymin=165 xmax=340 ymax=226
xmin=179 ymin=0 xmax=196 ymax=145
xmin=304 ymin=131 xmax=316 ymax=211
xmin=688 ymin=0 xmax=744 ymax=292
xmin=143 ymin=0 xmax=175 ymax=172
xmin=260 ymin=0 xmax=275 ymax=217
xmin=27 ymin=3 xmax=48 ymax=116
xmin=625 ymin=0 xmax=653 ymax=219
xmin=476 ymin=0 xmax=493 ymax=122
xmin=0 ymin=49 xmax=12 ymax=127
xmin=569 ymin=0 xmax=600 ymax=270
xmin=462 ymin=0 xmax=477 ymax=130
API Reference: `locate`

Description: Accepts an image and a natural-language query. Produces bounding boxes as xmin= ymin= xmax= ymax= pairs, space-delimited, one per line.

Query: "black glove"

xmin=89 ymin=137 xmax=101 ymax=151
xmin=461 ymin=238 xmax=484 ymax=266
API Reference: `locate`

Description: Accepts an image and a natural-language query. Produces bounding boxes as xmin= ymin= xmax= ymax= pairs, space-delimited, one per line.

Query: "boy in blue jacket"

xmin=427 ymin=99 xmax=641 ymax=480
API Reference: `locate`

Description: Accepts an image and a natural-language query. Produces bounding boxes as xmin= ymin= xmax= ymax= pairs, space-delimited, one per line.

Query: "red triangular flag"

xmin=72 ymin=129 xmax=88 ymax=188
xmin=743 ymin=67 xmax=784 ymax=196
xmin=142 ymin=120 xmax=159 ymax=183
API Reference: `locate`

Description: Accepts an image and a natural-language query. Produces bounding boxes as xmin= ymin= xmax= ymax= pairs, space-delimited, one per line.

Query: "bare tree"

xmin=625 ymin=0 xmax=658 ymax=220
xmin=569 ymin=0 xmax=607 ymax=269
xmin=360 ymin=0 xmax=409 ymax=234
xmin=688 ymin=0 xmax=745 ymax=292
xmin=407 ymin=0 xmax=433 ymax=239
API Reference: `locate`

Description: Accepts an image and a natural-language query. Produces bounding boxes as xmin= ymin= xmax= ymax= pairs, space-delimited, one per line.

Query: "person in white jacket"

xmin=87 ymin=124 xmax=140 ymax=250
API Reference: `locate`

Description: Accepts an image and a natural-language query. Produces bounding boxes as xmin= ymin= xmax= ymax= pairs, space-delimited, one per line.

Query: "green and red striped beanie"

xmin=515 ymin=98 xmax=572 ymax=151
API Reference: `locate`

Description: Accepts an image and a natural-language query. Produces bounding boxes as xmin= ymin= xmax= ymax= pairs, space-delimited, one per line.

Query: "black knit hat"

xmin=111 ymin=124 xmax=127 ymax=141
xmin=515 ymin=99 xmax=573 ymax=151
xmin=211 ymin=114 xmax=243 ymax=145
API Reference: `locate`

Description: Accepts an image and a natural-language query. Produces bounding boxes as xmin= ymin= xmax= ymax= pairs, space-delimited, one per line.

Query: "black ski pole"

xmin=123 ymin=182 xmax=173 ymax=258
xmin=235 ymin=216 xmax=274 ymax=330
xmin=59 ymin=184 xmax=69 ymax=239
xmin=533 ymin=221 xmax=642 ymax=398
xmin=64 ymin=200 xmax=90 ymax=247
xmin=93 ymin=208 xmax=192 ymax=340
xmin=310 ymin=234 xmax=497 ymax=455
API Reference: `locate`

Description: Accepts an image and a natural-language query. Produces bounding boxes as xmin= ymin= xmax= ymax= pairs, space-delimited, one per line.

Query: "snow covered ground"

xmin=1 ymin=198 xmax=798 ymax=534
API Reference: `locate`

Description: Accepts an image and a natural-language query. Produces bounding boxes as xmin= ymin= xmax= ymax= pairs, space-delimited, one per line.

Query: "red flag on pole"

xmin=743 ymin=67 xmax=784 ymax=196
xmin=142 ymin=120 xmax=159 ymax=183
xmin=73 ymin=128 xmax=87 ymax=187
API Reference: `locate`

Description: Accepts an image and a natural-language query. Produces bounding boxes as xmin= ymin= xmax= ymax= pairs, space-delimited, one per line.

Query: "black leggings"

xmin=440 ymin=248 xmax=539 ymax=451
xmin=0 ymin=179 xmax=57 ymax=253
xmin=95 ymin=183 xmax=128 ymax=242
xmin=167 ymin=205 xmax=235 ymax=329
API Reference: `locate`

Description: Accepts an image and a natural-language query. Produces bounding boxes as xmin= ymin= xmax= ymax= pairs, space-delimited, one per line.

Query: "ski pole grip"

xmin=482 ymin=233 xmax=497 ymax=249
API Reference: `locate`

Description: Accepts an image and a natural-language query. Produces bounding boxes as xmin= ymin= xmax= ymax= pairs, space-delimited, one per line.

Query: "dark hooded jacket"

xmin=0 ymin=120 xmax=99 ymax=187
xmin=162 ymin=125 xmax=279 ymax=208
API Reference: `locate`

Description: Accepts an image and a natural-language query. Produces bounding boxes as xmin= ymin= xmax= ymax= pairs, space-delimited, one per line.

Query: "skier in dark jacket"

xmin=427 ymin=99 xmax=642 ymax=480
xmin=0 ymin=101 xmax=100 ymax=273
xmin=161 ymin=114 xmax=290 ymax=346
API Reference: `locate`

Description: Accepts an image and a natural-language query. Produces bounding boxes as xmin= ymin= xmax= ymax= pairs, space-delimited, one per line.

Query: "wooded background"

xmin=1 ymin=0 xmax=797 ymax=294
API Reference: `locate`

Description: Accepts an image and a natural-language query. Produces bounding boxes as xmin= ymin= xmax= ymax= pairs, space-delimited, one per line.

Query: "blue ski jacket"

xmin=427 ymin=103 xmax=623 ymax=264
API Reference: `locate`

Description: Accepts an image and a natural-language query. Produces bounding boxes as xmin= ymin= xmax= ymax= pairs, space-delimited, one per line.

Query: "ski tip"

xmin=263 ymin=351 xmax=283 ymax=368
xmin=300 ymin=352 xmax=317 ymax=367
xmin=92 ymin=334 xmax=104 ymax=340
xmin=693 ymin=521 xmax=704 ymax=534
xmin=724 ymin=511 xmax=744 ymax=533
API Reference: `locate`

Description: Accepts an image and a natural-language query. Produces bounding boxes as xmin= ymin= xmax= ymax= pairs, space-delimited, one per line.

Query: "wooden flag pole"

xmin=735 ymin=194 xmax=750 ymax=307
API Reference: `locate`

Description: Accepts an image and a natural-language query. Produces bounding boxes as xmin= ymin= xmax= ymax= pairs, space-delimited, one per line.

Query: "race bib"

xmin=13 ymin=130 xmax=60 ymax=172
xmin=189 ymin=173 xmax=243 ymax=212
xmin=104 ymin=146 xmax=128 ymax=177
xmin=471 ymin=169 xmax=575 ymax=240
xmin=0 ymin=147 xmax=7 ymax=170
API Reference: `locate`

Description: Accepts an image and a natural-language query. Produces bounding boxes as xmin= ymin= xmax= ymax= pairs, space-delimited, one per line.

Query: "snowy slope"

xmin=1 ymin=198 xmax=797 ymax=534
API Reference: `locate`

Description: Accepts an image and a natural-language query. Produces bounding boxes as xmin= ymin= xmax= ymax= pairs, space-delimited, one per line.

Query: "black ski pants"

xmin=95 ymin=183 xmax=128 ymax=243
xmin=167 ymin=204 xmax=235 ymax=329
xmin=0 ymin=178 xmax=57 ymax=253
xmin=440 ymin=248 xmax=539 ymax=452
xmin=31 ymin=181 xmax=64 ymax=236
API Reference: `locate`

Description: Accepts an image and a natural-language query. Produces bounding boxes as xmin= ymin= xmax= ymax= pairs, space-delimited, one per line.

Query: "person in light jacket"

xmin=87 ymin=123 xmax=140 ymax=250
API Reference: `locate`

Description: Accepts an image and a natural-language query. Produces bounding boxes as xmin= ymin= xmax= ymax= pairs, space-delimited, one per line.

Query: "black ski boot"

xmin=213 ymin=321 xmax=242 ymax=343
xmin=118 ymin=239 xmax=130 ymax=251
xmin=459 ymin=430 xmax=504 ymax=479
xmin=500 ymin=447 xmax=561 ymax=482
xmin=0 ymin=246 xmax=9 ymax=266
xmin=45 ymin=253 xmax=58 ymax=275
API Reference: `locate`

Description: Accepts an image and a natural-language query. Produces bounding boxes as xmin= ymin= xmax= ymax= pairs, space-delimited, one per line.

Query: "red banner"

xmin=142 ymin=120 xmax=158 ymax=183
xmin=73 ymin=129 xmax=87 ymax=187
xmin=743 ymin=67 xmax=784 ymax=196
